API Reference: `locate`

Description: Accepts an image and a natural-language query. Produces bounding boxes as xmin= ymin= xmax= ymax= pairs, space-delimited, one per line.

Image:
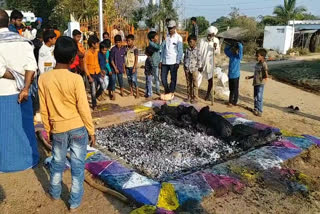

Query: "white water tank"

xmin=263 ymin=26 xmax=294 ymax=54
xmin=66 ymin=22 xmax=80 ymax=38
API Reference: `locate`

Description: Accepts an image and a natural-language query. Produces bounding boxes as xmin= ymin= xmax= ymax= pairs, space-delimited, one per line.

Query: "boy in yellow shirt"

xmin=38 ymin=36 xmax=95 ymax=212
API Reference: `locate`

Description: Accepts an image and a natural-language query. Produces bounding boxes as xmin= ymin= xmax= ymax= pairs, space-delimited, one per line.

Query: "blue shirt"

xmin=160 ymin=32 xmax=183 ymax=65
xmin=224 ymin=43 xmax=243 ymax=79
xmin=149 ymin=41 xmax=161 ymax=67
xmin=8 ymin=24 xmax=18 ymax=33
xmin=98 ymin=51 xmax=112 ymax=74
xmin=98 ymin=52 xmax=107 ymax=72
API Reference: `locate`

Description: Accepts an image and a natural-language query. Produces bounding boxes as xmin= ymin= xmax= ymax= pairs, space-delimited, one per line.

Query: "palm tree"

xmin=273 ymin=0 xmax=307 ymax=24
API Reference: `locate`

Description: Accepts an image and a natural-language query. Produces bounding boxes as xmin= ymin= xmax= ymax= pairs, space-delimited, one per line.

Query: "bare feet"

xmin=111 ymin=93 xmax=116 ymax=101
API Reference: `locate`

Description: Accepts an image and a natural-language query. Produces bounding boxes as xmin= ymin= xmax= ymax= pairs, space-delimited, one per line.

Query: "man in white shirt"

xmin=199 ymin=26 xmax=220 ymax=104
xmin=38 ymin=29 xmax=57 ymax=74
xmin=159 ymin=20 xmax=183 ymax=94
xmin=111 ymin=25 xmax=125 ymax=43
xmin=0 ymin=9 xmax=39 ymax=172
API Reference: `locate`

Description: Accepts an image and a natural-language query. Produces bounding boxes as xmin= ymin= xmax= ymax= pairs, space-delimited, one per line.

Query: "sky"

xmin=178 ymin=0 xmax=320 ymax=23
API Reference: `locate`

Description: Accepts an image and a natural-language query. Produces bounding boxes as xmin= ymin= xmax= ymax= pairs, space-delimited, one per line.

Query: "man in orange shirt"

xmin=84 ymin=35 xmax=103 ymax=110
xmin=38 ymin=36 xmax=95 ymax=212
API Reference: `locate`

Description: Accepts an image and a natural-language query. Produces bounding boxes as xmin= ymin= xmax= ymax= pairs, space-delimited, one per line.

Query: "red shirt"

xmin=70 ymin=55 xmax=80 ymax=69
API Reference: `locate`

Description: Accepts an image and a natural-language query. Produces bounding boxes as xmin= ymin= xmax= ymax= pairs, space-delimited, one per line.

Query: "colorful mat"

xmin=37 ymin=100 xmax=319 ymax=213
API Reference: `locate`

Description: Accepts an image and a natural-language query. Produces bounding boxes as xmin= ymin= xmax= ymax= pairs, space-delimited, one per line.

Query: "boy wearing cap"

xmin=159 ymin=20 xmax=183 ymax=95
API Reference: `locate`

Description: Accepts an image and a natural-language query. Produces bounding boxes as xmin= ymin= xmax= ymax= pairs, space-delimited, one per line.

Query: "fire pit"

xmin=96 ymin=105 xmax=277 ymax=181
xmin=97 ymin=121 xmax=239 ymax=181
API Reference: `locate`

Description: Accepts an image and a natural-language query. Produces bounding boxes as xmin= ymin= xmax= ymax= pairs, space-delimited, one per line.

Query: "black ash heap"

xmin=96 ymin=105 xmax=279 ymax=181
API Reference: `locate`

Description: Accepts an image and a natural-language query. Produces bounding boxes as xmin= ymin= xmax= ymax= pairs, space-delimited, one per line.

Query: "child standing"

xmin=98 ymin=40 xmax=112 ymax=99
xmin=246 ymin=49 xmax=268 ymax=117
xmin=70 ymin=30 xmax=85 ymax=74
xmin=147 ymin=31 xmax=161 ymax=95
xmin=125 ymin=34 xmax=139 ymax=98
xmin=184 ymin=35 xmax=202 ymax=103
xmin=144 ymin=46 xmax=155 ymax=98
xmin=38 ymin=36 xmax=95 ymax=212
xmin=84 ymin=35 xmax=103 ymax=109
xmin=38 ymin=29 xmax=57 ymax=74
xmin=110 ymin=35 xmax=126 ymax=99
xmin=224 ymin=41 xmax=243 ymax=106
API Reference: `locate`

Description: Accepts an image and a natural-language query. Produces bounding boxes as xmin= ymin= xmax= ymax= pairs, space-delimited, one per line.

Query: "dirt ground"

xmin=1 ymin=55 xmax=320 ymax=214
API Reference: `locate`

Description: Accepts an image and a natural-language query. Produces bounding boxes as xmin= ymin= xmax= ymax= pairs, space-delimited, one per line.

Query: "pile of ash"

xmin=96 ymin=105 xmax=279 ymax=181
xmin=97 ymin=120 xmax=238 ymax=181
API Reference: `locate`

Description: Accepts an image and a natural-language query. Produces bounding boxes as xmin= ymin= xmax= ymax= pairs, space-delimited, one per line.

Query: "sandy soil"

xmin=1 ymin=56 xmax=320 ymax=214
xmin=201 ymin=145 xmax=320 ymax=214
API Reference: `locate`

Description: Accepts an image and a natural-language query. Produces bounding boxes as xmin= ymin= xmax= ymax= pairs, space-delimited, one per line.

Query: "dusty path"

xmin=0 ymin=56 xmax=319 ymax=214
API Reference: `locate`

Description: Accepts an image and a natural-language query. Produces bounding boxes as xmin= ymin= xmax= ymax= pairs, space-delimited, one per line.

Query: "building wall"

xmin=263 ymin=26 xmax=294 ymax=54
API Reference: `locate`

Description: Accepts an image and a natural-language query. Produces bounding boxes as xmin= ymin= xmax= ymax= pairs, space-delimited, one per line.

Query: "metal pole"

xmin=98 ymin=0 xmax=103 ymax=41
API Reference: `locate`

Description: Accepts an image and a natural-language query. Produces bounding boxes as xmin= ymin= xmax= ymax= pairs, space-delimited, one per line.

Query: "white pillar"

xmin=98 ymin=0 xmax=104 ymax=41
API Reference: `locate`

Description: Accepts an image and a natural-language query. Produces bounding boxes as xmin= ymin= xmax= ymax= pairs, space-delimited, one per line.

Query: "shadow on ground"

xmin=0 ymin=185 xmax=5 ymax=203
xmin=239 ymin=95 xmax=320 ymax=122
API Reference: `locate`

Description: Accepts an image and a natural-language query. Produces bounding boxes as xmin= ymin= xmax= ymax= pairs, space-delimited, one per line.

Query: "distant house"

xmin=263 ymin=26 xmax=294 ymax=54
xmin=288 ymin=20 xmax=320 ymax=31
xmin=288 ymin=20 xmax=320 ymax=52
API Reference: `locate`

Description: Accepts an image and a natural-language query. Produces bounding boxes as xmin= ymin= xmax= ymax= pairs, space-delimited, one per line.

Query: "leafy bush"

xmin=287 ymin=48 xmax=310 ymax=55
xmin=243 ymin=41 xmax=258 ymax=56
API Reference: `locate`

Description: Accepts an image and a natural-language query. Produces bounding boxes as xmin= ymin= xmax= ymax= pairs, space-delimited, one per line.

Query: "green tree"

xmin=114 ymin=0 xmax=140 ymax=18
xmin=259 ymin=15 xmax=281 ymax=26
xmin=6 ymin=0 xmax=58 ymax=27
xmin=186 ymin=16 xmax=209 ymax=36
xmin=6 ymin=0 xmax=33 ymax=11
xmin=212 ymin=16 xmax=230 ymax=32
xmin=132 ymin=0 xmax=178 ymax=32
xmin=50 ymin=0 xmax=99 ymax=30
xmin=300 ymin=13 xmax=320 ymax=20
xmin=104 ymin=0 xmax=117 ymax=23
xmin=273 ymin=0 xmax=307 ymax=24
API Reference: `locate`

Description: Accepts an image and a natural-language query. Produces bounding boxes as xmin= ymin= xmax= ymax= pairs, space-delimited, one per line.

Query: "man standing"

xmin=199 ymin=26 xmax=220 ymax=104
xmin=225 ymin=41 xmax=243 ymax=106
xmin=191 ymin=17 xmax=199 ymax=37
xmin=8 ymin=9 xmax=23 ymax=34
xmin=111 ymin=25 xmax=125 ymax=43
xmin=160 ymin=20 xmax=183 ymax=94
xmin=0 ymin=10 xmax=39 ymax=172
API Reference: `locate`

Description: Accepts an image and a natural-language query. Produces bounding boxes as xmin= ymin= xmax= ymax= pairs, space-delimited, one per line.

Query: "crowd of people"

xmin=0 ymin=9 xmax=269 ymax=211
